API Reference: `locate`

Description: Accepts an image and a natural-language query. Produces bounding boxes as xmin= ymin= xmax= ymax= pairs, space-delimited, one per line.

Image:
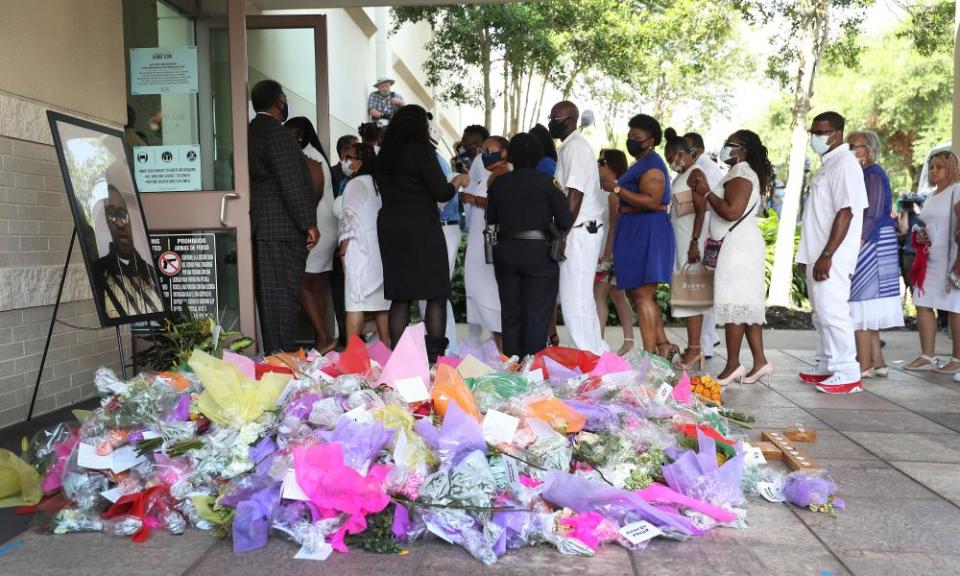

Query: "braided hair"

xmin=376 ymin=104 xmax=432 ymax=186
xmin=733 ymin=129 xmax=773 ymax=195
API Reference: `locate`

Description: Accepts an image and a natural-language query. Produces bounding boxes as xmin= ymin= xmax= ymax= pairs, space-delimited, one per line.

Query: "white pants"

xmin=701 ymin=311 xmax=718 ymax=356
xmin=419 ymin=223 xmax=461 ymax=355
xmin=560 ymin=226 xmax=609 ymax=354
xmin=807 ymin=267 xmax=859 ymax=379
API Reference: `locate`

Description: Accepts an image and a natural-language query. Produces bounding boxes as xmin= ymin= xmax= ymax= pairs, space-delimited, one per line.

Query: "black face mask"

xmin=481 ymin=151 xmax=502 ymax=168
xmin=548 ymin=119 xmax=567 ymax=140
xmin=626 ymin=137 xmax=650 ymax=158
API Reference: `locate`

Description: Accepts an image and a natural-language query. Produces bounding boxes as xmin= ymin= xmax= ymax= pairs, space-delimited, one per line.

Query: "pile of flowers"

xmin=0 ymin=324 xmax=842 ymax=563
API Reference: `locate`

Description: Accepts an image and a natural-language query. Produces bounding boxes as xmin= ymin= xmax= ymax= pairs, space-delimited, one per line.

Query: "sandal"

xmin=676 ymin=345 xmax=704 ymax=371
xmin=936 ymin=357 xmax=960 ymax=374
xmin=872 ymin=366 xmax=889 ymax=378
xmin=904 ymin=355 xmax=940 ymax=371
xmin=617 ymin=338 xmax=635 ymax=356
xmin=656 ymin=341 xmax=679 ymax=362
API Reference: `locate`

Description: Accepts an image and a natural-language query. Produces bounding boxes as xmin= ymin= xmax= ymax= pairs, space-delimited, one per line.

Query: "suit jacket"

xmin=248 ymin=113 xmax=317 ymax=241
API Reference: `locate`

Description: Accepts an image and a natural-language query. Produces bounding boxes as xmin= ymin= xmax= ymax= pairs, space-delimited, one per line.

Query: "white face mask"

xmin=718 ymin=145 xmax=737 ymax=166
xmin=670 ymin=160 xmax=685 ymax=173
xmin=341 ymin=159 xmax=355 ymax=177
xmin=810 ymin=133 xmax=832 ymax=156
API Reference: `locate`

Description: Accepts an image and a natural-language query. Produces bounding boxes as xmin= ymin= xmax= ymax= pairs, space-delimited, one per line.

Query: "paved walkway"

xmin=2 ymin=328 xmax=959 ymax=576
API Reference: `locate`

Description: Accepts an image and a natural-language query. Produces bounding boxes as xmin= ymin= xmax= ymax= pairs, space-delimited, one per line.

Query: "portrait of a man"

xmin=48 ymin=112 xmax=168 ymax=327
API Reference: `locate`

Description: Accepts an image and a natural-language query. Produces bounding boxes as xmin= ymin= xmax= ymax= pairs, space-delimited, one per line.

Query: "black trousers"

xmin=254 ymin=240 xmax=307 ymax=354
xmin=493 ymin=240 xmax=559 ymax=358
xmin=331 ymin=254 xmax=348 ymax=346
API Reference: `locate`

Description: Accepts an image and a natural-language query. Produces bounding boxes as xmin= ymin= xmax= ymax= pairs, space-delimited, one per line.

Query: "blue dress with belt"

xmin=613 ymin=153 xmax=676 ymax=290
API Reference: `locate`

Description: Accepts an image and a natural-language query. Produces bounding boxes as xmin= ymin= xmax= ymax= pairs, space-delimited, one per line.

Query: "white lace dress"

xmin=709 ymin=162 xmax=767 ymax=325
xmin=337 ymin=175 xmax=390 ymax=312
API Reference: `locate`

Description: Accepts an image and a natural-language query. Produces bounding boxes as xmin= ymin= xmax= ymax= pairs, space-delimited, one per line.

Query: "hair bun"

xmin=664 ymin=127 xmax=678 ymax=141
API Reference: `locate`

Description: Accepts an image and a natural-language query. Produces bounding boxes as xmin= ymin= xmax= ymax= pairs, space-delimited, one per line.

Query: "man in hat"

xmin=367 ymin=78 xmax=405 ymax=121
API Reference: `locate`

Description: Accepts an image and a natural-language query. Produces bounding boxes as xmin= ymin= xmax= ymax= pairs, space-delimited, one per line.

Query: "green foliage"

xmin=344 ymin=509 xmax=401 ymax=554
xmin=741 ymin=0 xmax=873 ymax=88
xmin=760 ymin=211 xmax=808 ymax=307
xmin=133 ymin=303 xmax=254 ymax=370
xmin=758 ymin=8 xmax=953 ymax=193
xmin=898 ymin=0 xmax=955 ymax=56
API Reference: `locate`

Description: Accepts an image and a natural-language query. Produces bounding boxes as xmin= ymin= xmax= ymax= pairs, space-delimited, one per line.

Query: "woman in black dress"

xmin=376 ymin=105 xmax=469 ymax=360
xmin=487 ymin=133 xmax=574 ymax=358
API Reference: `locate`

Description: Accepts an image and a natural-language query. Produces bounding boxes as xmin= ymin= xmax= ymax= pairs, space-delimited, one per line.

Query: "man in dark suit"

xmin=248 ymin=79 xmax=319 ymax=353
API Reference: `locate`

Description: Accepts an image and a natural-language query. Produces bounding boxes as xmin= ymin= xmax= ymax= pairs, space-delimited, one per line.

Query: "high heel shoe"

xmin=677 ymin=345 xmax=704 ymax=371
xmin=656 ymin=342 xmax=680 ymax=362
xmin=743 ymin=364 xmax=774 ymax=385
xmin=716 ymin=365 xmax=746 ymax=387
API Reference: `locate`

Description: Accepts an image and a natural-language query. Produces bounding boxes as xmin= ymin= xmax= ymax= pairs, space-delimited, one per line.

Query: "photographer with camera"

xmin=368 ymin=78 xmax=405 ymax=122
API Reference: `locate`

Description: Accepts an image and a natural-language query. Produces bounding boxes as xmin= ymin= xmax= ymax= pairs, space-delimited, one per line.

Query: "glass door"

xmin=131 ymin=0 xmax=253 ymax=341
xmin=245 ymin=15 xmax=330 ymax=347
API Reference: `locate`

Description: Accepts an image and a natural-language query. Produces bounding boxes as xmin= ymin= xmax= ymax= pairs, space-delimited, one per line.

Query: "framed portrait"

xmin=47 ymin=111 xmax=168 ymax=327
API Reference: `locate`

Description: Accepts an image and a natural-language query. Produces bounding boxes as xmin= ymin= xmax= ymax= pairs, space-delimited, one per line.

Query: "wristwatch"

xmin=613 ymin=185 xmax=621 ymax=195
xmin=821 ymin=249 xmax=833 ymax=258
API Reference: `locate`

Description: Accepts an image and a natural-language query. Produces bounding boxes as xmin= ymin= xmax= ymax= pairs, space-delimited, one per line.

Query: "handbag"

xmin=483 ymin=225 xmax=497 ymax=264
xmin=548 ymin=221 xmax=566 ymax=262
xmin=703 ymin=200 xmax=758 ymax=269
xmin=671 ymin=190 xmax=696 ymax=217
xmin=671 ymin=263 xmax=714 ymax=307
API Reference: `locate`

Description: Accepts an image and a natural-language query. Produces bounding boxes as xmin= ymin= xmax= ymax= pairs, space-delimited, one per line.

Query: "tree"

xmin=392 ymin=1 xmax=642 ymax=134
xmin=749 ymin=0 xmax=872 ymax=307
xmin=760 ymin=2 xmax=954 ymax=193
xmin=577 ymin=0 xmax=747 ymax=149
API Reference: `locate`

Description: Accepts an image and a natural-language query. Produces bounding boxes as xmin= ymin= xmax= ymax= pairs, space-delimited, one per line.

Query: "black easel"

xmin=26 ymin=229 xmax=128 ymax=420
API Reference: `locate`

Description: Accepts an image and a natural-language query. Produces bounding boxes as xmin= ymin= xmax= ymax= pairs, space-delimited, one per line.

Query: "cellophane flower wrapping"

xmin=28 ymin=326 xmax=840 ymax=563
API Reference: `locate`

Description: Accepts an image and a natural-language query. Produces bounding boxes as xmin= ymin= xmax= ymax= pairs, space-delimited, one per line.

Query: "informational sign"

xmin=133 ymin=145 xmax=201 ymax=192
xmin=129 ymin=46 xmax=199 ymax=95
xmin=149 ymin=233 xmax=218 ymax=318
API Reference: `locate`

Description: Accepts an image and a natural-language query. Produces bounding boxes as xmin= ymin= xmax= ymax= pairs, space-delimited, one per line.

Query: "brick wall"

xmin=0 ymin=126 xmax=123 ymax=428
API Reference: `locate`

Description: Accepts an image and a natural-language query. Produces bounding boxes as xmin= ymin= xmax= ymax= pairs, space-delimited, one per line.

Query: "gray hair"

xmin=848 ymin=130 xmax=881 ymax=163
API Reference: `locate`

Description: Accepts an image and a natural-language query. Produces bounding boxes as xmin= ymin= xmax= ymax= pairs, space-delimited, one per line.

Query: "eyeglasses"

xmin=106 ymin=210 xmax=130 ymax=226
xmin=722 ymin=142 xmax=744 ymax=149
xmin=597 ymin=158 xmax=607 ymax=166
xmin=850 ymin=144 xmax=867 ymax=150
xmin=548 ymin=116 xmax=570 ymax=123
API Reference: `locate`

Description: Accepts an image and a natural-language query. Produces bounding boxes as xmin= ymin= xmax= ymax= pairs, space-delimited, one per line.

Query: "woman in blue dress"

xmin=599 ymin=114 xmax=676 ymax=359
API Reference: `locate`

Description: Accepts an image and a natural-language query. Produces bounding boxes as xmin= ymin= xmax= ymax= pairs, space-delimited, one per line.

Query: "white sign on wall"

xmin=133 ymin=145 xmax=201 ymax=192
xmin=129 ymin=46 xmax=199 ymax=95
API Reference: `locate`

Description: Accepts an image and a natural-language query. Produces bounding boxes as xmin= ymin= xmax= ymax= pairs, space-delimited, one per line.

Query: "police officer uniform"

xmin=487 ymin=168 xmax=574 ymax=358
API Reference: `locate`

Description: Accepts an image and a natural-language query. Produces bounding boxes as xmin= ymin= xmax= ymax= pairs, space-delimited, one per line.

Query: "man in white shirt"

xmin=549 ymin=101 xmax=609 ymax=354
xmin=796 ymin=111 xmax=869 ymax=394
xmin=685 ymin=131 xmax=725 ymax=358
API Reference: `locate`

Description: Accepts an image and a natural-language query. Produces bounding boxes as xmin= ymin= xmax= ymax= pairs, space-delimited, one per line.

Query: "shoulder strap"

xmin=720 ymin=200 xmax=758 ymax=240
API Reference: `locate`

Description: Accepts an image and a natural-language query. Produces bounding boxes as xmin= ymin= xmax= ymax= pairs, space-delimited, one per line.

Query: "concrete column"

xmin=375 ymin=7 xmax=389 ymax=81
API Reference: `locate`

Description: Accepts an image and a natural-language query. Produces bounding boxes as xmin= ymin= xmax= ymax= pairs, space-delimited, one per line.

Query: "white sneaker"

xmin=814 ymin=373 xmax=863 ymax=395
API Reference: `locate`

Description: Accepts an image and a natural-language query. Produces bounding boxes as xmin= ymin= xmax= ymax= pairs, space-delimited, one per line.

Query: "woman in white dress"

xmin=461 ymin=136 xmax=507 ymax=350
xmin=664 ymin=128 xmax=711 ymax=370
xmin=690 ymin=130 xmax=772 ymax=386
xmin=905 ymin=150 xmax=960 ymax=372
xmin=286 ymin=117 xmax=338 ymax=353
xmin=335 ymin=143 xmax=390 ymax=342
